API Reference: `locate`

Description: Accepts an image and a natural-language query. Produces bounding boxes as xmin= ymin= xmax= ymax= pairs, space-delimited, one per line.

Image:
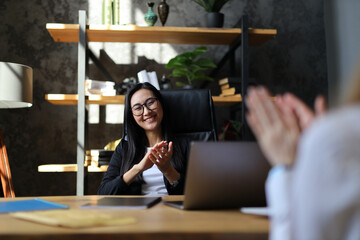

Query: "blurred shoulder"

xmin=297 ymin=103 xmax=360 ymax=169
xmin=302 ymin=103 xmax=360 ymax=144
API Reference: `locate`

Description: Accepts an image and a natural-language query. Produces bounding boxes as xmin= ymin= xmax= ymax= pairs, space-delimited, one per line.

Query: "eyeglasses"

xmin=131 ymin=97 xmax=158 ymax=116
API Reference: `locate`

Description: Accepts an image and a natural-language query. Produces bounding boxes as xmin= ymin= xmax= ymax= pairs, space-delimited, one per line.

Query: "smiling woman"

xmin=130 ymin=89 xmax=164 ymax=144
xmin=97 ymin=82 xmax=190 ymax=196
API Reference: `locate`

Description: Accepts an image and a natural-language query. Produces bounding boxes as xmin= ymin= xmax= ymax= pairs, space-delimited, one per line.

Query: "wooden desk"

xmin=0 ymin=195 xmax=269 ymax=240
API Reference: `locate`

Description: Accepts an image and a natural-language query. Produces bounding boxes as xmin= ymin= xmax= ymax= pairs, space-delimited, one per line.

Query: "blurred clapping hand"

xmin=245 ymin=86 xmax=326 ymax=167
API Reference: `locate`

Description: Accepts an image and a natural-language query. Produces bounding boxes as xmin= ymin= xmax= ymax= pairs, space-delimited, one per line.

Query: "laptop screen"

xmin=180 ymin=141 xmax=271 ymax=210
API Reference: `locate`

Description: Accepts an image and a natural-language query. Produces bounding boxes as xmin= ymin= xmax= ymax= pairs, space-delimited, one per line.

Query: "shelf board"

xmin=45 ymin=94 xmax=126 ymax=105
xmin=46 ymin=24 xmax=277 ymax=46
xmin=212 ymin=95 xmax=242 ymax=106
xmin=45 ymin=94 xmax=242 ymax=107
xmin=38 ymin=164 xmax=108 ymax=173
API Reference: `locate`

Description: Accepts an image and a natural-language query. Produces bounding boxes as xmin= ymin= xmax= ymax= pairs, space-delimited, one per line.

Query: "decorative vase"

xmin=206 ymin=12 xmax=224 ymax=28
xmin=158 ymin=0 xmax=169 ymax=26
xmin=144 ymin=2 xmax=158 ymax=26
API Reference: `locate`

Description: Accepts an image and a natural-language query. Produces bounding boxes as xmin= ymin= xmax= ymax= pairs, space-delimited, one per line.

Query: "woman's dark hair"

xmin=121 ymin=82 xmax=177 ymax=177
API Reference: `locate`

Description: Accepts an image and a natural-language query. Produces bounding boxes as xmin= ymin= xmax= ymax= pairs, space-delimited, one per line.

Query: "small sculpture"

xmin=144 ymin=2 xmax=158 ymax=26
xmin=158 ymin=0 xmax=169 ymax=26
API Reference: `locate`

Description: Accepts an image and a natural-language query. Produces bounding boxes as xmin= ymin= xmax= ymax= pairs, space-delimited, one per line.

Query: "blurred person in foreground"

xmin=245 ymin=64 xmax=360 ymax=240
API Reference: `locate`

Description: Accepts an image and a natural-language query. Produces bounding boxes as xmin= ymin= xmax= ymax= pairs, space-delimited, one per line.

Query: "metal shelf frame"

xmin=64 ymin=11 xmax=274 ymax=195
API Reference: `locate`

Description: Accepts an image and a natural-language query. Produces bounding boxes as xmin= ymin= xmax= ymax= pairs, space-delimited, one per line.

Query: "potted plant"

xmin=218 ymin=119 xmax=242 ymax=141
xmin=165 ymin=46 xmax=217 ymax=88
xmin=191 ymin=0 xmax=230 ymax=27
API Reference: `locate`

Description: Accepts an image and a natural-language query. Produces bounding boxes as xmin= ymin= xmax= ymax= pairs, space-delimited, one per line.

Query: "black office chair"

xmin=161 ymin=89 xmax=217 ymax=141
xmin=123 ymin=89 xmax=217 ymax=142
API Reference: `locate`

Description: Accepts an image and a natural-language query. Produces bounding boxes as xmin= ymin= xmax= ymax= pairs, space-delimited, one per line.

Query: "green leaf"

xmin=191 ymin=0 xmax=211 ymax=12
xmin=169 ymin=68 xmax=189 ymax=78
xmin=178 ymin=47 xmax=206 ymax=60
xmin=194 ymin=58 xmax=217 ymax=68
xmin=213 ymin=0 xmax=230 ymax=12
xmin=165 ymin=46 xmax=216 ymax=85
xmin=186 ymin=71 xmax=196 ymax=83
xmin=166 ymin=57 xmax=185 ymax=69
xmin=175 ymin=81 xmax=186 ymax=87
xmin=208 ymin=0 xmax=216 ymax=10
xmin=191 ymin=0 xmax=229 ymax=12
xmin=180 ymin=51 xmax=194 ymax=58
xmin=192 ymin=47 xmax=207 ymax=58
xmin=229 ymin=120 xmax=242 ymax=132
xmin=166 ymin=56 xmax=191 ymax=69
xmin=190 ymin=64 xmax=207 ymax=73
xmin=194 ymin=71 xmax=214 ymax=82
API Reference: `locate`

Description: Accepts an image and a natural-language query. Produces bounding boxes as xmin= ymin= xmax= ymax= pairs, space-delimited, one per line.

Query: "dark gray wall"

xmin=0 ymin=0 xmax=327 ymax=196
xmin=324 ymin=0 xmax=360 ymax=106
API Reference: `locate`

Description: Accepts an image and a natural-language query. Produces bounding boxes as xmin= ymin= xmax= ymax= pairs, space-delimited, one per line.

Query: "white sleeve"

xmin=267 ymin=106 xmax=360 ymax=240
xmin=290 ymin=107 xmax=360 ymax=240
xmin=266 ymin=165 xmax=293 ymax=240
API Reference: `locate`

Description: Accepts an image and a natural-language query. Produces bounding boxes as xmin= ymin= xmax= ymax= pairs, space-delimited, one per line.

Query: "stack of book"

xmin=137 ymin=70 xmax=160 ymax=90
xmin=85 ymin=150 xmax=114 ymax=167
xmin=218 ymin=77 xmax=242 ymax=97
xmin=85 ymin=79 xmax=116 ymax=96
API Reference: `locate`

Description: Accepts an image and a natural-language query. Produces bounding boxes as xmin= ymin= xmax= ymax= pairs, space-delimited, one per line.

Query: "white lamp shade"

xmin=0 ymin=62 xmax=33 ymax=108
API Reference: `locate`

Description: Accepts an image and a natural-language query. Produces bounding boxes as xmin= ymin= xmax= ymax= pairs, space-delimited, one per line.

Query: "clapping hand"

xmin=124 ymin=141 xmax=175 ymax=185
xmin=147 ymin=140 xmax=174 ymax=174
xmin=245 ymin=86 xmax=327 ymax=167
xmin=147 ymin=140 xmax=180 ymax=184
xmin=137 ymin=141 xmax=172 ymax=171
xmin=246 ymin=86 xmax=300 ymax=167
xmin=277 ymin=92 xmax=326 ymax=131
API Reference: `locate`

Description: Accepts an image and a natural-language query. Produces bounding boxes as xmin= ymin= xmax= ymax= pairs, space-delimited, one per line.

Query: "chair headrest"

xmin=161 ymin=89 xmax=215 ymax=134
xmin=123 ymin=89 xmax=217 ymax=141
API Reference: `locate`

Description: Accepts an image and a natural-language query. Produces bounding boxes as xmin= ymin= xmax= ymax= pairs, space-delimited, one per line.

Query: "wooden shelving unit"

xmin=46 ymin=24 xmax=276 ymax=46
xmin=45 ymin=94 xmax=126 ymax=105
xmin=45 ymin=94 xmax=242 ymax=107
xmin=38 ymin=164 xmax=108 ymax=173
xmin=44 ymin=13 xmax=276 ymax=194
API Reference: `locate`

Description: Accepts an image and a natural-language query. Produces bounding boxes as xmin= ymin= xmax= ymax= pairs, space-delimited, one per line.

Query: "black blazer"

xmin=97 ymin=137 xmax=190 ymax=195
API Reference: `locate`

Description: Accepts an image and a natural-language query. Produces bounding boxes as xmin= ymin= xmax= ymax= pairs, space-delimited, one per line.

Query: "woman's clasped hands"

xmin=137 ymin=140 xmax=174 ymax=174
xmin=147 ymin=141 xmax=174 ymax=173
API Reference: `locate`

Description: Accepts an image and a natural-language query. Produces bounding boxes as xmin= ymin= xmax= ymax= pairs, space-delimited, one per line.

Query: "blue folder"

xmin=0 ymin=198 xmax=68 ymax=213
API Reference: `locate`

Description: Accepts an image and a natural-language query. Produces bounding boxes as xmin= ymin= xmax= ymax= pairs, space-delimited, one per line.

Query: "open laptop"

xmin=163 ymin=141 xmax=271 ymax=210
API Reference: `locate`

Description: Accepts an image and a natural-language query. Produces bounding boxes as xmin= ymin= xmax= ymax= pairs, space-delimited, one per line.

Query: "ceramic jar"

xmin=158 ymin=0 xmax=169 ymax=26
xmin=144 ymin=2 xmax=158 ymax=26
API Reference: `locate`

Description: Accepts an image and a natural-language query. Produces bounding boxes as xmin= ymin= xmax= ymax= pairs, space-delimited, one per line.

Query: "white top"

xmin=142 ymin=147 xmax=168 ymax=196
xmin=266 ymin=104 xmax=360 ymax=240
